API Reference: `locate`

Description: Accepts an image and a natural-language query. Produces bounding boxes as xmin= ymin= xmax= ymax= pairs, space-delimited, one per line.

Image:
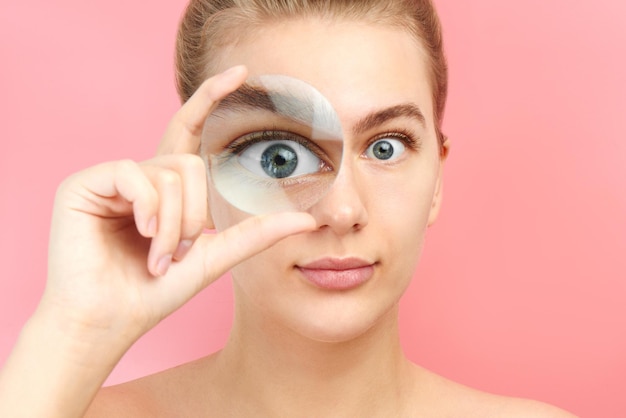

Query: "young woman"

xmin=0 ymin=0 xmax=576 ymax=416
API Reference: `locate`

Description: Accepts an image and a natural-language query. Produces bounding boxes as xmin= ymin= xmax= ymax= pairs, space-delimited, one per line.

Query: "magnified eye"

xmin=238 ymin=138 xmax=323 ymax=179
xmin=365 ymin=138 xmax=406 ymax=161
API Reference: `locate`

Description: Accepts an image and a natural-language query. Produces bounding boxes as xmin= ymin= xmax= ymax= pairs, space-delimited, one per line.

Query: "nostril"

xmin=311 ymin=198 xmax=368 ymax=235
xmin=307 ymin=165 xmax=369 ymax=234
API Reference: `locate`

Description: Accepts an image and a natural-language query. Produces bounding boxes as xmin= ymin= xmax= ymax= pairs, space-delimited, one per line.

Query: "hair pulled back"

xmin=175 ymin=0 xmax=448 ymax=145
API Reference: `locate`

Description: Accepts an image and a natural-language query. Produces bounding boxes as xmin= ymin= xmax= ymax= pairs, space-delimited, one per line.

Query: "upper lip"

xmin=297 ymin=257 xmax=374 ymax=270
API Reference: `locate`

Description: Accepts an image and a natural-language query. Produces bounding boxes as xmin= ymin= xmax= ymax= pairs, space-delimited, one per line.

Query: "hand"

xmin=0 ymin=65 xmax=318 ymax=418
xmin=40 ymin=66 xmax=316 ymax=346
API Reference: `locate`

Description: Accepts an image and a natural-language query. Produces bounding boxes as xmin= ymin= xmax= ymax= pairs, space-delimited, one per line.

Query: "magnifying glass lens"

xmin=201 ymin=75 xmax=343 ymax=214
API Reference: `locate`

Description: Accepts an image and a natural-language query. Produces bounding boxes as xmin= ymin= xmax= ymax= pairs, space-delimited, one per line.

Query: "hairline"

xmin=187 ymin=10 xmax=445 ymax=153
xmin=199 ymin=14 xmax=433 ymax=93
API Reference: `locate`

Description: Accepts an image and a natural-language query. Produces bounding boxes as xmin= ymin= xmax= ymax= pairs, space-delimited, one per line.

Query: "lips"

xmin=296 ymin=257 xmax=375 ymax=290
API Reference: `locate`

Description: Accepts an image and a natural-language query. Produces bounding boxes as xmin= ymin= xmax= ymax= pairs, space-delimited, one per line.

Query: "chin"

xmin=232 ymin=258 xmax=410 ymax=344
xmin=295 ymin=323 xmax=378 ymax=344
xmin=281 ymin=295 xmax=400 ymax=344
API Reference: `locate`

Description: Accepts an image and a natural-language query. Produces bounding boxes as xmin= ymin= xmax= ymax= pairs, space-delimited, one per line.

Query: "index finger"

xmin=157 ymin=65 xmax=248 ymax=156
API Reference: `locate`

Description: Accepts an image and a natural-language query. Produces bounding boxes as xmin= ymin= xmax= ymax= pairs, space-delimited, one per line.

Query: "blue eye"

xmin=238 ymin=140 xmax=322 ymax=179
xmin=365 ymin=138 xmax=406 ymax=161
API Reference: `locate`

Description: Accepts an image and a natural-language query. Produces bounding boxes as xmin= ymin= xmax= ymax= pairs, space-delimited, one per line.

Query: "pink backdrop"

xmin=1 ymin=1 xmax=625 ymax=416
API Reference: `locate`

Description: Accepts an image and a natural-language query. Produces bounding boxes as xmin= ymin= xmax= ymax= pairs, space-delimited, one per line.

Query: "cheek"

xmin=365 ymin=162 xmax=439 ymax=226
xmin=364 ymin=161 xmax=440 ymax=268
xmin=229 ymin=241 xmax=297 ymax=319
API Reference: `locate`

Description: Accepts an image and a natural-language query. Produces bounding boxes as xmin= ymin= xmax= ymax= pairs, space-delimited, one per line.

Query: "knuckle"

xmin=171 ymin=111 xmax=202 ymax=138
xmin=184 ymin=154 xmax=206 ymax=174
xmin=173 ymin=153 xmax=205 ymax=175
xmin=115 ymin=159 xmax=138 ymax=174
xmin=183 ymin=119 xmax=203 ymax=138
xmin=157 ymin=170 xmax=181 ymax=188
xmin=182 ymin=218 xmax=207 ymax=237
xmin=55 ymin=174 xmax=78 ymax=199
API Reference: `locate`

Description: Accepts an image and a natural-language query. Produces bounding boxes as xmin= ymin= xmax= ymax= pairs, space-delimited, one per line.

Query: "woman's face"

xmin=207 ymin=19 xmax=446 ymax=342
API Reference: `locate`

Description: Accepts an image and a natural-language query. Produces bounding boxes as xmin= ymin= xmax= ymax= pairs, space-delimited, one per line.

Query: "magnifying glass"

xmin=201 ymin=75 xmax=343 ymax=214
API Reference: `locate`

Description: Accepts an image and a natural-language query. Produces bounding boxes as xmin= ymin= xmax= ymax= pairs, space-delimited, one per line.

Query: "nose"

xmin=308 ymin=161 xmax=369 ymax=235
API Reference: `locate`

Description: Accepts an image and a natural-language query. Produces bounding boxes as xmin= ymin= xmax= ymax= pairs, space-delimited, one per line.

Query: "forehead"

xmin=213 ymin=19 xmax=435 ymax=130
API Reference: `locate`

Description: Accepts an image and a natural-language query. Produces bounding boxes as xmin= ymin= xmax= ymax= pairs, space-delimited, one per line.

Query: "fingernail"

xmin=156 ymin=254 xmax=172 ymax=276
xmin=173 ymin=240 xmax=193 ymax=261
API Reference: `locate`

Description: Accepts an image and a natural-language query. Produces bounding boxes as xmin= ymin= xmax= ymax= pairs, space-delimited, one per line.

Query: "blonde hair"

xmin=175 ymin=0 xmax=448 ymax=146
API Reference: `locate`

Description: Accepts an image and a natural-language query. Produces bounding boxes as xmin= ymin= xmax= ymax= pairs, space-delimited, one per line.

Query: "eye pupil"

xmin=274 ymin=155 xmax=286 ymax=166
xmin=261 ymin=143 xmax=298 ymax=178
xmin=373 ymin=141 xmax=394 ymax=160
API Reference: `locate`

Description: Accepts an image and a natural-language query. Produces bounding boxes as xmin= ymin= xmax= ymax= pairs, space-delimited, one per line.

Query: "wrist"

xmin=29 ymin=298 xmax=138 ymax=366
xmin=0 ymin=306 xmax=135 ymax=418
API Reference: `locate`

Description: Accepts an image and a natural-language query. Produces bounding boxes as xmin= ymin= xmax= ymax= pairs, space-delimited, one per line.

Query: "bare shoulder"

xmin=493 ymin=398 xmax=578 ymax=418
xmin=411 ymin=366 xmax=578 ymax=418
xmin=479 ymin=394 xmax=578 ymax=418
xmin=84 ymin=382 xmax=157 ymax=418
xmin=85 ymin=356 xmax=215 ymax=418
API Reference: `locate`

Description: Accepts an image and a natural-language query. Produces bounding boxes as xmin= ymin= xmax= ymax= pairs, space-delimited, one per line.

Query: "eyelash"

xmin=366 ymin=129 xmax=422 ymax=153
xmin=225 ymin=129 xmax=328 ymax=161
xmin=222 ymin=128 xmax=421 ymax=163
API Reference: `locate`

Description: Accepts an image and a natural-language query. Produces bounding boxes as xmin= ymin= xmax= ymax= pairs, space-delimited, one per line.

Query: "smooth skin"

xmin=0 ymin=66 xmax=316 ymax=417
xmin=0 ymin=18 xmax=577 ymax=418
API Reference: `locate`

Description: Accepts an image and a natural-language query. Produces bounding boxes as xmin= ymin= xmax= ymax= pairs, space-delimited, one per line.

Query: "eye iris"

xmin=260 ymin=143 xmax=298 ymax=178
xmin=373 ymin=141 xmax=394 ymax=160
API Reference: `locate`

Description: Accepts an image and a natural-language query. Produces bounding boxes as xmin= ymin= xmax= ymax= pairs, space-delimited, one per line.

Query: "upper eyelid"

xmin=222 ymin=129 xmax=420 ymax=161
xmin=226 ymin=130 xmax=329 ymax=160
xmin=366 ymin=130 xmax=422 ymax=151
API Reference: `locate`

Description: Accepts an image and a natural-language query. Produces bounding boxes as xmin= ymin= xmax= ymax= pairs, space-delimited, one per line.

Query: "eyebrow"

xmin=212 ymin=82 xmax=426 ymax=134
xmin=214 ymin=84 xmax=278 ymax=113
xmin=352 ymin=103 xmax=426 ymax=135
xmin=212 ymin=83 xmax=330 ymax=127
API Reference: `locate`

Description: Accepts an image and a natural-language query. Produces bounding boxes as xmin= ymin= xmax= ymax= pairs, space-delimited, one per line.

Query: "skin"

xmin=0 ymin=18 xmax=577 ymax=418
xmin=214 ymin=19 xmax=444 ymax=346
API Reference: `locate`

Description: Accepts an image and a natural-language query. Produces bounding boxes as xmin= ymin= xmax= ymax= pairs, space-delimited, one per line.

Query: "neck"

xmin=213 ymin=290 xmax=413 ymax=416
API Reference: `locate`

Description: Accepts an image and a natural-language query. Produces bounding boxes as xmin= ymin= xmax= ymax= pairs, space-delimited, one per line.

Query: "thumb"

xmin=169 ymin=212 xmax=317 ymax=291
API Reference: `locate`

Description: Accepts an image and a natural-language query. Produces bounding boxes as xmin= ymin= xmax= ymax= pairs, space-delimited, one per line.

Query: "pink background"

xmin=1 ymin=1 xmax=625 ymax=416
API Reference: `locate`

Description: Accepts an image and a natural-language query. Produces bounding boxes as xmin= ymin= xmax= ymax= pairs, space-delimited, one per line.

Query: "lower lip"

xmin=296 ymin=265 xmax=374 ymax=290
